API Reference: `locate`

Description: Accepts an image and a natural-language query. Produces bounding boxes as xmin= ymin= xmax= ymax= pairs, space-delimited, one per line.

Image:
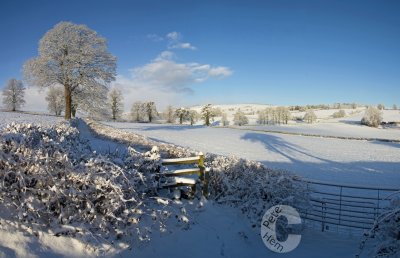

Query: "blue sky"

xmin=0 ymin=0 xmax=399 ymax=110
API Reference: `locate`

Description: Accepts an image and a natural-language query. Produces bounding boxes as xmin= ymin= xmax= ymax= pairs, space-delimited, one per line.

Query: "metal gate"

xmin=294 ymin=178 xmax=399 ymax=231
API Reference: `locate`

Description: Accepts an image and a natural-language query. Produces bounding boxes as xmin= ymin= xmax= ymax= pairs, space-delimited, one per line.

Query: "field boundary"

xmin=219 ymin=126 xmax=400 ymax=143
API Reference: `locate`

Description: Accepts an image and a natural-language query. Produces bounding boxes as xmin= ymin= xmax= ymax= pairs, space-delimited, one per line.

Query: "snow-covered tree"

xmin=45 ymin=86 xmax=64 ymax=115
xmin=332 ymin=109 xmax=346 ymax=118
xmin=361 ymin=106 xmax=382 ymax=127
xmin=303 ymin=110 xmax=317 ymax=123
xmin=2 ymin=78 xmax=25 ymax=111
xmin=201 ymin=104 xmax=215 ymax=126
xmin=131 ymin=101 xmax=144 ymax=122
xmin=108 ymin=88 xmax=124 ymax=121
xmin=70 ymin=84 xmax=109 ymax=118
xmin=257 ymin=110 xmax=267 ymax=125
xmin=164 ymin=105 xmax=175 ymax=123
xmin=221 ymin=112 xmax=230 ymax=126
xmin=175 ymin=107 xmax=189 ymax=124
xmin=23 ymin=21 xmax=116 ymax=119
xmin=393 ymin=104 xmax=397 ymax=110
xmin=188 ymin=110 xmax=199 ymax=125
xmin=233 ymin=110 xmax=248 ymax=126
xmin=144 ymin=101 xmax=158 ymax=122
xmin=377 ymin=104 xmax=385 ymax=110
xmin=212 ymin=107 xmax=223 ymax=117
xmin=278 ymin=106 xmax=291 ymax=124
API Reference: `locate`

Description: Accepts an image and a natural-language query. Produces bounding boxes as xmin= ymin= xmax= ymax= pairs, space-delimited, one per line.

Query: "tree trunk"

xmin=71 ymin=103 xmax=77 ymax=117
xmin=64 ymin=86 xmax=72 ymax=119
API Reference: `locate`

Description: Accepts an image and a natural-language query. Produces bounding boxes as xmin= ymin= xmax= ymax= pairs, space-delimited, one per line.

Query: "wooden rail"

xmin=159 ymin=152 xmax=209 ymax=197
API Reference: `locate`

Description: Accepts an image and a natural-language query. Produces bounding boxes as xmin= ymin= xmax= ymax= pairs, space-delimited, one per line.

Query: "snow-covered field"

xmin=104 ymin=121 xmax=400 ymax=188
xmin=0 ymin=111 xmax=61 ymax=128
xmin=0 ymin=111 xmax=397 ymax=258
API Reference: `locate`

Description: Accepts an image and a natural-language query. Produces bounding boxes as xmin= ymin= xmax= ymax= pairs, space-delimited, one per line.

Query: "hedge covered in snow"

xmin=85 ymin=119 xmax=310 ymax=226
xmin=0 ymin=122 xmax=190 ymax=250
xmin=358 ymin=194 xmax=400 ymax=258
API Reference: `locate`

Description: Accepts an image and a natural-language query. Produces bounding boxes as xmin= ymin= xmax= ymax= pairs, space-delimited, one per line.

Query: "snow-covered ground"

xmin=0 ymin=111 xmax=61 ymax=128
xmin=0 ymin=111 xmax=395 ymax=258
xmin=104 ymin=121 xmax=400 ymax=188
xmin=239 ymin=122 xmax=400 ymax=141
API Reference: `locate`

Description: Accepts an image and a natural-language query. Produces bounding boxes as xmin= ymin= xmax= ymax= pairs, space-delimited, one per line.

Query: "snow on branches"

xmin=85 ymin=119 xmax=310 ymax=226
xmin=0 ymin=122 xmax=187 ymax=249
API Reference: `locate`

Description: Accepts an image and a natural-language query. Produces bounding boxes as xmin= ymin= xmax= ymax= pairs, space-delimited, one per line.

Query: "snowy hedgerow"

xmin=206 ymin=154 xmax=309 ymax=226
xmin=361 ymin=106 xmax=383 ymax=127
xmin=0 ymin=121 xmax=187 ymax=248
xmin=358 ymin=194 xmax=400 ymax=258
xmin=85 ymin=119 xmax=310 ymax=227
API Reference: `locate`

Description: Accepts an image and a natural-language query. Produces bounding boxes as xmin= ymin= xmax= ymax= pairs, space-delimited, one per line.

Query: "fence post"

xmin=376 ymin=190 xmax=380 ymax=219
xmin=198 ymin=152 xmax=208 ymax=197
xmin=322 ymin=202 xmax=326 ymax=232
xmin=339 ymin=186 xmax=343 ymax=225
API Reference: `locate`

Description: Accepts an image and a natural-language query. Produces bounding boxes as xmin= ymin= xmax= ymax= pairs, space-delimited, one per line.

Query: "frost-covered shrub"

xmin=233 ymin=110 xmax=249 ymax=126
xmin=358 ymin=195 xmax=400 ymax=258
xmin=361 ymin=107 xmax=383 ymax=127
xmin=0 ymin=122 xmax=186 ymax=247
xmin=332 ymin=109 xmax=346 ymax=118
xmin=303 ymin=110 xmax=317 ymax=123
xmin=206 ymin=154 xmax=309 ymax=226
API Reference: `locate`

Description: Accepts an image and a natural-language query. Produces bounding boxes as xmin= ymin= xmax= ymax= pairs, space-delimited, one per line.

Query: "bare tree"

xmin=2 ymin=78 xmax=25 ymax=111
xmin=164 ymin=105 xmax=175 ymax=123
xmin=201 ymin=104 xmax=215 ymax=126
xmin=278 ymin=106 xmax=291 ymax=124
xmin=175 ymin=107 xmax=189 ymax=124
xmin=257 ymin=110 xmax=267 ymax=125
xmin=108 ymin=88 xmax=124 ymax=121
xmin=233 ymin=110 xmax=248 ymax=126
xmin=188 ymin=110 xmax=199 ymax=125
xmin=131 ymin=101 xmax=144 ymax=122
xmin=24 ymin=22 xmax=116 ymax=119
xmin=45 ymin=86 xmax=64 ymax=115
xmin=144 ymin=101 xmax=157 ymax=122
xmin=304 ymin=110 xmax=317 ymax=123
xmin=221 ymin=112 xmax=230 ymax=126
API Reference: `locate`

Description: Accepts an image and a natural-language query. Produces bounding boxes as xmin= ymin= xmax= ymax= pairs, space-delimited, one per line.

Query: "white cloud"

xmin=170 ymin=42 xmax=197 ymax=50
xmin=146 ymin=33 xmax=163 ymax=42
xmin=114 ymin=51 xmax=233 ymax=110
xmin=166 ymin=31 xmax=197 ymax=50
xmin=166 ymin=31 xmax=180 ymax=41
